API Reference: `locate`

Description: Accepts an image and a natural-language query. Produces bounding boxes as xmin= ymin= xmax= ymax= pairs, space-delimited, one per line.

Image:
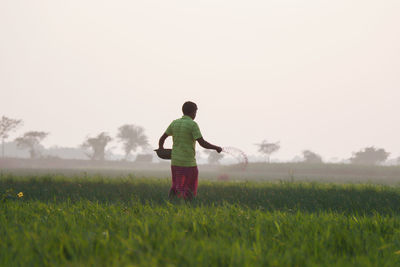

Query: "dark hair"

xmin=182 ymin=101 xmax=198 ymax=115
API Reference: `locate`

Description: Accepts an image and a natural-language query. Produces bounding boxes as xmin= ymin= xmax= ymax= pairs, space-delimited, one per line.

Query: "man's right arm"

xmin=159 ymin=122 xmax=173 ymax=149
xmin=158 ymin=133 xmax=169 ymax=149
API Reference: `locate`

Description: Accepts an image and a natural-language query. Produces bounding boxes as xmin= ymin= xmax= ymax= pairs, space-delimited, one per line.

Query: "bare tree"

xmin=0 ymin=116 xmax=23 ymax=157
xmin=203 ymin=150 xmax=224 ymax=165
xmin=82 ymin=132 xmax=112 ymax=160
xmin=350 ymin=147 xmax=390 ymax=165
xmin=117 ymin=124 xmax=149 ymax=160
xmin=302 ymin=150 xmax=323 ymax=163
xmin=14 ymin=131 xmax=48 ymax=159
xmin=256 ymin=140 xmax=280 ymax=163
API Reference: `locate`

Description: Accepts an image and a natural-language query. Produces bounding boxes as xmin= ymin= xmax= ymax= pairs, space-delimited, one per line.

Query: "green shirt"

xmin=165 ymin=115 xmax=203 ymax=167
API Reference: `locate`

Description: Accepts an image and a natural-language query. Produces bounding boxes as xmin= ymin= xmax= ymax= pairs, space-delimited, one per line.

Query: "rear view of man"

xmin=158 ymin=101 xmax=222 ymax=200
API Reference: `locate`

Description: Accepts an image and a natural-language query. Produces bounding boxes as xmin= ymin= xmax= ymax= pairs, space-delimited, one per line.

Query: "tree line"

xmin=0 ymin=116 xmax=398 ymax=165
xmin=255 ymin=139 xmax=393 ymax=165
xmin=0 ymin=116 xmax=149 ymax=161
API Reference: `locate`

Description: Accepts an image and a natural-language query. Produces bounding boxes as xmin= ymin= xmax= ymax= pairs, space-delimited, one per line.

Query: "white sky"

xmin=1 ymin=0 xmax=399 ymax=161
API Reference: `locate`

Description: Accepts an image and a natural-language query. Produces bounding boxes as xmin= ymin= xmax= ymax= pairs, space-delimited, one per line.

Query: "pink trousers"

xmin=170 ymin=166 xmax=198 ymax=199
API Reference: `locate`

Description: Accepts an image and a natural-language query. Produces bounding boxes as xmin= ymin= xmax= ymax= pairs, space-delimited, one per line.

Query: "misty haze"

xmin=1 ymin=1 xmax=400 ymax=266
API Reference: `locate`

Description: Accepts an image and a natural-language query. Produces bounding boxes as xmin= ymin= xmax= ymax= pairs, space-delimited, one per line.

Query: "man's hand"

xmin=216 ymin=146 xmax=223 ymax=153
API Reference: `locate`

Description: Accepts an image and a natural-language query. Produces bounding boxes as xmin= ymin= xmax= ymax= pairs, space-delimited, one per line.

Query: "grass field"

xmin=2 ymin=173 xmax=400 ymax=266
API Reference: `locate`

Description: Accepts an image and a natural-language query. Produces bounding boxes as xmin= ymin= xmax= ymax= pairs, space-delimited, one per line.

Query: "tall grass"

xmin=1 ymin=174 xmax=400 ymax=266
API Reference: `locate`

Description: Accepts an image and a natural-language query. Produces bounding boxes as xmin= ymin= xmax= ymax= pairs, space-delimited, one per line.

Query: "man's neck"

xmin=183 ymin=114 xmax=194 ymax=120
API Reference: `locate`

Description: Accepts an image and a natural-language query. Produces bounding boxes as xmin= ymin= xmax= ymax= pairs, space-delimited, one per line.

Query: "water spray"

xmin=222 ymin=146 xmax=248 ymax=171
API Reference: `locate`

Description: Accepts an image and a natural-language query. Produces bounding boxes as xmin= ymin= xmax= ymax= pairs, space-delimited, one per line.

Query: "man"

xmin=158 ymin=101 xmax=222 ymax=200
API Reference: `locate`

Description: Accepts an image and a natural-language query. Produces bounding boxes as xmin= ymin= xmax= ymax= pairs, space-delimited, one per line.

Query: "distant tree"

xmin=81 ymin=132 xmax=112 ymax=160
xmin=117 ymin=124 xmax=149 ymax=160
xmin=14 ymin=131 xmax=48 ymax=159
xmin=203 ymin=150 xmax=224 ymax=165
xmin=255 ymin=140 xmax=280 ymax=163
xmin=350 ymin=147 xmax=390 ymax=165
xmin=0 ymin=116 xmax=23 ymax=157
xmin=302 ymin=150 xmax=323 ymax=163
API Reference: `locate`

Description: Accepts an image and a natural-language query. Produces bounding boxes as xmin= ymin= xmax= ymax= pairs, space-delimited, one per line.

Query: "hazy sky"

xmin=1 ymin=0 xmax=399 ymax=161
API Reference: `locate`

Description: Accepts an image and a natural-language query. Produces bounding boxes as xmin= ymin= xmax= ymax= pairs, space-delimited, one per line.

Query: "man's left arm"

xmin=192 ymin=123 xmax=222 ymax=153
xmin=197 ymin=137 xmax=222 ymax=153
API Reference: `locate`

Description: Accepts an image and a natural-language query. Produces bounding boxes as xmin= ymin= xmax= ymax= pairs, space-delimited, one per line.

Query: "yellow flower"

xmin=17 ymin=192 xmax=23 ymax=198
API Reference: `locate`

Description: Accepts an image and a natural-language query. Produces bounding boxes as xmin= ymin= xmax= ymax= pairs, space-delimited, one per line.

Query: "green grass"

xmin=1 ymin=174 xmax=400 ymax=266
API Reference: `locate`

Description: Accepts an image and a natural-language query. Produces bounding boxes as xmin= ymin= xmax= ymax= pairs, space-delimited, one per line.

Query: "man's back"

xmin=165 ymin=115 xmax=202 ymax=167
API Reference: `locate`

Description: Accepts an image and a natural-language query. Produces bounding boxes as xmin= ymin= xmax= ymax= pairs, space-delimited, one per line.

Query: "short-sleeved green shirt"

xmin=165 ymin=115 xmax=202 ymax=167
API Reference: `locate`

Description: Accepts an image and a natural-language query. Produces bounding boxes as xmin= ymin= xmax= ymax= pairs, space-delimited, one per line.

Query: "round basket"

xmin=154 ymin=148 xmax=172 ymax=160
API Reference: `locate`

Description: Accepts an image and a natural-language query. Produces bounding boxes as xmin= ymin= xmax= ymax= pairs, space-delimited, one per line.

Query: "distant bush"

xmin=350 ymin=147 xmax=390 ymax=165
xmin=203 ymin=150 xmax=224 ymax=165
xmin=302 ymin=150 xmax=323 ymax=164
xmin=81 ymin=132 xmax=112 ymax=160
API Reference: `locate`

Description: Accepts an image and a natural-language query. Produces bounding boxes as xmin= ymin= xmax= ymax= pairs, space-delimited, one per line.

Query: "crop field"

xmin=2 ymin=173 xmax=400 ymax=266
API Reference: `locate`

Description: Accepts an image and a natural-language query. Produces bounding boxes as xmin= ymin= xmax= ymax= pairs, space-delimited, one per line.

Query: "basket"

xmin=154 ymin=148 xmax=172 ymax=160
